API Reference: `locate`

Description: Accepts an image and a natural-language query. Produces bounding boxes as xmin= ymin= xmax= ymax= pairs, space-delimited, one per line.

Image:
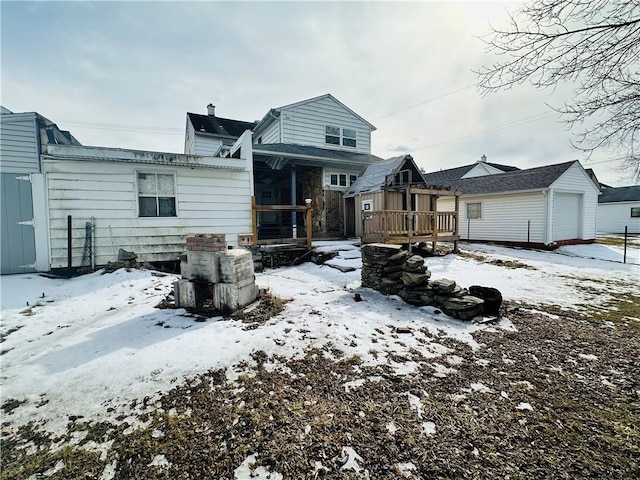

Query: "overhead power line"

xmin=410 ymin=111 xmax=559 ymax=152
xmin=372 ymin=84 xmax=476 ymax=120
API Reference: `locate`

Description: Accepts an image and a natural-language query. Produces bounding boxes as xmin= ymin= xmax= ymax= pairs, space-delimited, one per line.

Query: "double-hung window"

xmin=325 ymin=126 xmax=341 ymax=145
xmin=631 ymin=207 xmax=640 ymax=218
xmin=325 ymin=125 xmax=357 ymax=148
xmin=137 ymin=172 xmax=177 ymax=217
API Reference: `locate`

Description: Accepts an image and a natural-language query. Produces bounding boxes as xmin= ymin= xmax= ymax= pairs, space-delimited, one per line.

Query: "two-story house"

xmin=185 ymin=94 xmax=383 ymax=239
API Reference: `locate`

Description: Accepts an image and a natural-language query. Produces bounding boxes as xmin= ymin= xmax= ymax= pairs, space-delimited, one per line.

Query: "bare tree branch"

xmin=477 ymin=0 xmax=640 ymax=181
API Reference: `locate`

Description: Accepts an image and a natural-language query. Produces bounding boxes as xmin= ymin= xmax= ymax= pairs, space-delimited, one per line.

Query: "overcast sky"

xmin=1 ymin=1 xmax=634 ymax=186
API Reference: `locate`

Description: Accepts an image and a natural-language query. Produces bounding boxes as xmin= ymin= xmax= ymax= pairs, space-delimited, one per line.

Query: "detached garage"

xmin=424 ymin=160 xmax=599 ymax=248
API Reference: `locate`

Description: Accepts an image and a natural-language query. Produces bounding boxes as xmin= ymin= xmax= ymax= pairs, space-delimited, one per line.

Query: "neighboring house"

xmin=423 ymin=158 xmax=600 ymax=248
xmin=0 ymin=107 xmax=81 ymax=274
xmin=344 ymin=154 xmax=460 ymax=245
xmin=597 ymin=186 xmax=640 ymax=234
xmin=185 ymin=104 xmax=257 ymax=156
xmin=185 ymin=94 xmax=383 ymax=239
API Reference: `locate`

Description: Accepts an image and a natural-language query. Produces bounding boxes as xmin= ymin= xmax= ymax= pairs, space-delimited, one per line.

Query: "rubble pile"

xmin=361 ymin=243 xmax=501 ymax=320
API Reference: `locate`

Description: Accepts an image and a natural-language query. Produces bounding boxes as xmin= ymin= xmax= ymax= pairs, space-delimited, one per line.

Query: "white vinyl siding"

xmin=259 ymin=120 xmax=280 ymax=144
xmin=280 ymin=96 xmax=372 ymax=154
xmin=549 ymin=162 xmax=598 ymax=241
xmin=440 ymin=193 xmax=547 ymax=243
xmin=43 ymin=159 xmax=252 ymax=268
xmin=0 ymin=112 xmax=39 ymax=173
xmin=597 ymin=202 xmax=640 ymax=234
xmin=192 ymin=135 xmax=224 ymax=156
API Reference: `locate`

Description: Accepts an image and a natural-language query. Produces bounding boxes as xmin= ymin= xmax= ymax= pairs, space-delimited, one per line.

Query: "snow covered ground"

xmin=1 ymin=240 xmax=638 ymax=438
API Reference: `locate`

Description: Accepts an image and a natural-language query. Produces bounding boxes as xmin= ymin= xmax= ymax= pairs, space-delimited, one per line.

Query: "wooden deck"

xmin=362 ymin=210 xmax=459 ymax=248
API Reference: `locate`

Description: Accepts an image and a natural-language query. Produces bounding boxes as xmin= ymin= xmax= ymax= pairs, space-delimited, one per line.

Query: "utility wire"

xmin=372 ymin=84 xmax=476 ymax=120
xmin=410 ymin=111 xmax=558 ymax=152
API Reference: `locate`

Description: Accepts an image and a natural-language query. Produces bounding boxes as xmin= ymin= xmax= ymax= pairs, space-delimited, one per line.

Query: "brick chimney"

xmin=207 ymin=104 xmax=216 ymax=116
xmin=480 ymin=154 xmax=487 ymax=163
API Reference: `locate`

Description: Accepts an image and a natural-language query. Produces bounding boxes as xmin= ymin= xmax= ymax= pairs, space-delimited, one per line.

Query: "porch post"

xmin=251 ymin=196 xmax=258 ymax=245
xmin=453 ymin=194 xmax=460 ymax=253
xmin=291 ymin=166 xmax=297 ymax=238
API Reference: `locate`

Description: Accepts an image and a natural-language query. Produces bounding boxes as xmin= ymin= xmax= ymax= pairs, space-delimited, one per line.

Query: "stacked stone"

xmin=185 ymin=233 xmax=227 ymax=252
xmin=361 ymin=244 xmax=404 ymax=294
xmin=361 ymin=244 xmax=500 ymax=321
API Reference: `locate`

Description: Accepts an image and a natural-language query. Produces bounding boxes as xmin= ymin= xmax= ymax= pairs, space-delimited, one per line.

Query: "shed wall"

xmin=43 ymin=160 xmax=252 ymax=269
xmin=549 ymin=163 xmax=598 ymax=240
xmin=438 ymin=192 xmax=547 ymax=243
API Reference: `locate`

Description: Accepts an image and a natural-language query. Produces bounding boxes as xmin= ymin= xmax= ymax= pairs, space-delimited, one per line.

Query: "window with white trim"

xmin=137 ymin=172 xmax=177 ymax=217
xmin=330 ymin=173 xmax=348 ymax=187
xmin=466 ymin=202 xmax=481 ymax=219
xmin=325 ymin=126 xmax=340 ymax=145
xmin=342 ymin=128 xmax=357 ymax=147
xmin=349 ymin=174 xmax=358 ymax=186
xmin=325 ymin=125 xmax=357 ymax=148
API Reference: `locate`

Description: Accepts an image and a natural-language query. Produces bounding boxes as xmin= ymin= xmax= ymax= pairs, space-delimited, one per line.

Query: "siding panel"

xmin=0 ymin=113 xmax=39 ymax=173
xmin=279 ymin=97 xmax=372 ymax=154
xmin=43 ymin=159 xmax=252 ymax=269
xmin=550 ymin=163 xmax=598 ymax=240
xmin=440 ymin=193 xmax=547 ymax=243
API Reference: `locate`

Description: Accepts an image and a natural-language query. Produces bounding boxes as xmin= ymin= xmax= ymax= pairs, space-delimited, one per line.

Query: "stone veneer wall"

xmin=361 ymin=244 xmax=496 ymax=321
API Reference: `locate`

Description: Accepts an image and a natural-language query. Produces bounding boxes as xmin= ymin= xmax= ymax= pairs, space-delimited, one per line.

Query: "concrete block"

xmin=213 ymin=282 xmax=258 ymax=312
xmin=174 ymin=279 xmax=197 ymax=308
xmin=180 ymin=250 xmax=221 ymax=283
xmin=219 ymin=249 xmax=255 ymax=286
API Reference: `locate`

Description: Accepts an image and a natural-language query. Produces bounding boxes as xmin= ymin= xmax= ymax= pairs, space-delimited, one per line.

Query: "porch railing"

xmin=363 ymin=210 xmax=457 ymax=237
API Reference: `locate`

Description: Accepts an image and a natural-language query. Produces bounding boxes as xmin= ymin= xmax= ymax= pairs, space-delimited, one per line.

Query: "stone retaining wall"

xmin=362 ymin=244 xmax=501 ymax=321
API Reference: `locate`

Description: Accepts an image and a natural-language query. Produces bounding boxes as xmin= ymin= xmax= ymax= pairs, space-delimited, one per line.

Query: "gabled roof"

xmin=598 ymin=185 xmax=640 ymax=203
xmin=253 ymin=94 xmax=376 ymax=136
xmin=446 ymin=161 xmax=577 ymax=195
xmin=422 ymin=161 xmax=519 ymax=187
xmin=187 ymin=112 xmax=256 ymax=138
xmin=253 ymin=143 xmax=383 ymax=167
xmin=344 ymin=154 xmax=432 ymax=196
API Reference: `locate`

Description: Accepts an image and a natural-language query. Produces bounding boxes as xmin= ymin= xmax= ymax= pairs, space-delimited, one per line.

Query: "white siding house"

xmin=184 ymin=104 xmax=257 ymax=156
xmin=253 ymin=94 xmax=375 ymax=155
xmin=597 ymin=186 xmax=640 ymax=234
xmin=428 ymin=160 xmax=599 ymax=247
xmin=41 ymin=132 xmax=254 ymax=270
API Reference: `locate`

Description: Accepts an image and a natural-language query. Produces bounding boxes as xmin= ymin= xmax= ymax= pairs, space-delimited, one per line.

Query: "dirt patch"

xmin=2 ymin=302 xmax=639 ymax=479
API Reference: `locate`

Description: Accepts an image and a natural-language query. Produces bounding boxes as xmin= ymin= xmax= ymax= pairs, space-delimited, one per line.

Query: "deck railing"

xmin=363 ymin=210 xmax=457 ymax=237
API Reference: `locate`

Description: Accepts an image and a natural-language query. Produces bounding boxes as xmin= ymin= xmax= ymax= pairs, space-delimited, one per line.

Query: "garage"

xmin=553 ymin=192 xmax=582 ymax=241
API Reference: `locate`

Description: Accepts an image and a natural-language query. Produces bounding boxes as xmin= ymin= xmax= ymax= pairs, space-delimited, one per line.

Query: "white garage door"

xmin=553 ymin=193 xmax=581 ymax=241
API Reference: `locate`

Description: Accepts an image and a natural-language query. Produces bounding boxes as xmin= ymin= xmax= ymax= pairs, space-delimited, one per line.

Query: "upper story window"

xmin=325 ymin=126 xmax=341 ymax=145
xmin=325 ymin=125 xmax=357 ymax=148
xmin=343 ymin=129 xmax=357 ymax=147
xmin=631 ymin=207 xmax=640 ymax=217
xmin=137 ymin=172 xmax=177 ymax=217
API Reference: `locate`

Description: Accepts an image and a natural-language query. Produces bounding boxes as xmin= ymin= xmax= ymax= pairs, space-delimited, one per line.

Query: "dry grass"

xmin=2 ymin=298 xmax=639 ymax=479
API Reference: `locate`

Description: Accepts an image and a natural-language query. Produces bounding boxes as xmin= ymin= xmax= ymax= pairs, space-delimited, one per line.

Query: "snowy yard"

xmin=1 ymin=240 xmax=639 ymax=479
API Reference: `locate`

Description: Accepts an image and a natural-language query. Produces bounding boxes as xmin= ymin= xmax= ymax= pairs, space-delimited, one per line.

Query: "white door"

xmin=553 ymin=193 xmax=582 ymax=241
